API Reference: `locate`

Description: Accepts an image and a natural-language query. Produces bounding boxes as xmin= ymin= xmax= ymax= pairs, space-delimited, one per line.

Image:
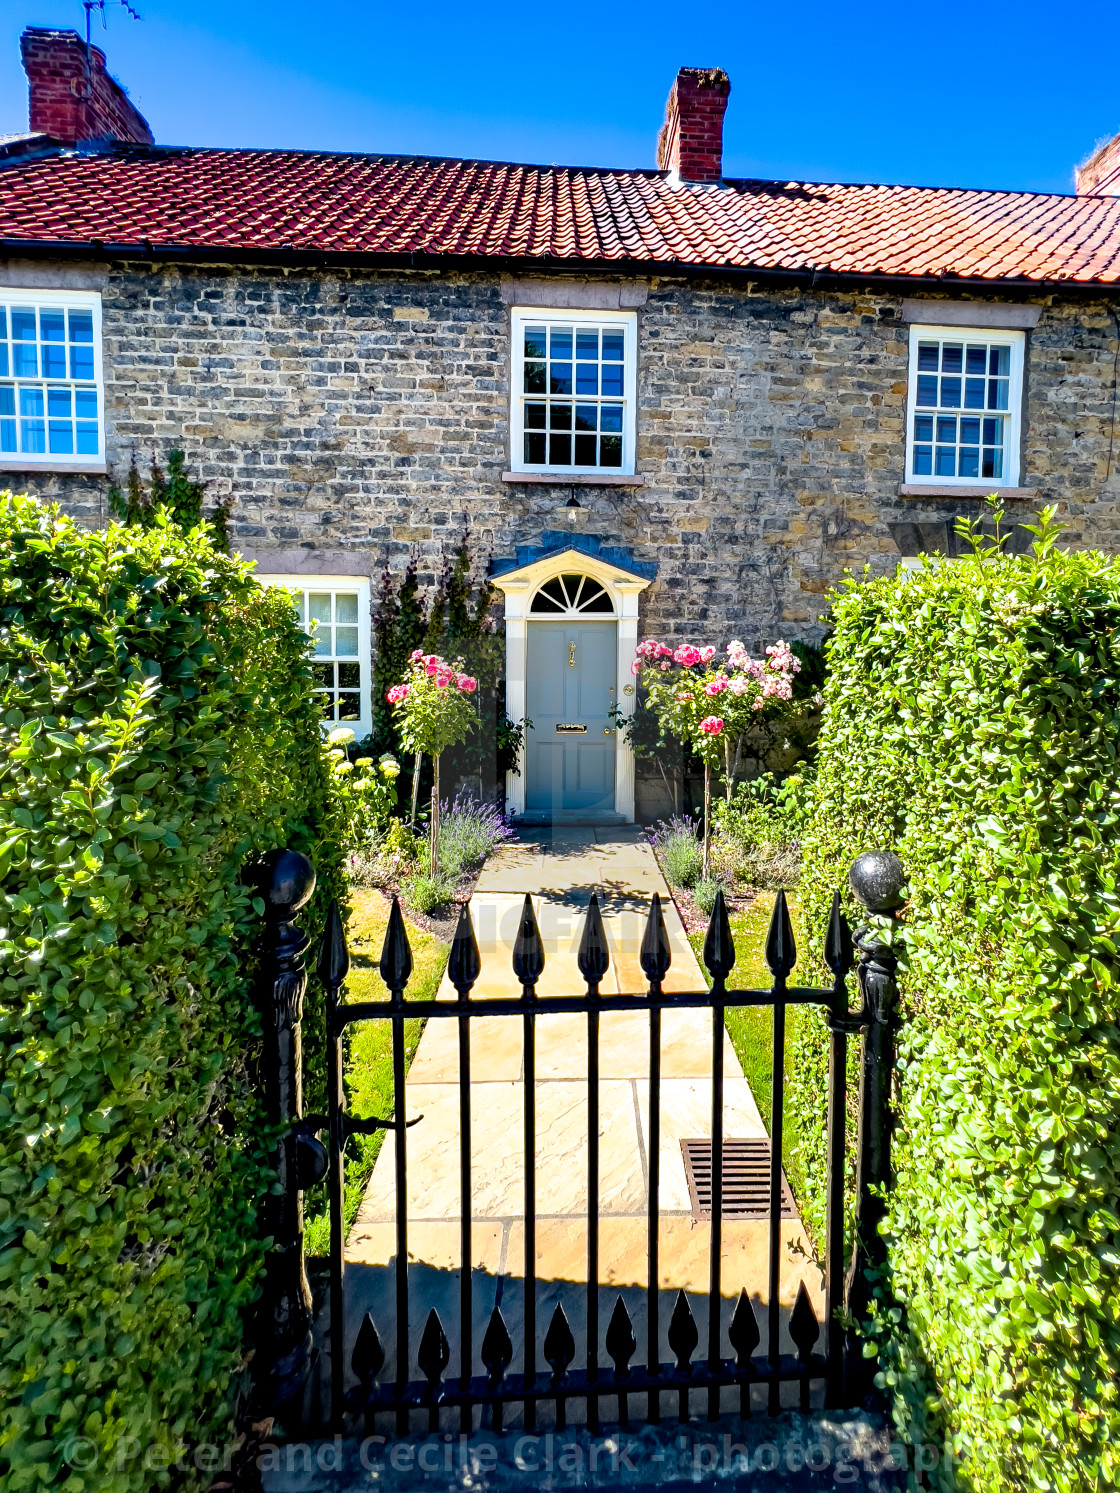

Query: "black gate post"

xmin=252 ymin=848 xmax=327 ymax=1416
xmin=845 ymin=851 xmax=905 ymax=1386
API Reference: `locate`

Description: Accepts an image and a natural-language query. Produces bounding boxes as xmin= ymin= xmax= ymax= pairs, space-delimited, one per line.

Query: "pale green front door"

xmin=525 ymin=622 xmax=617 ymax=815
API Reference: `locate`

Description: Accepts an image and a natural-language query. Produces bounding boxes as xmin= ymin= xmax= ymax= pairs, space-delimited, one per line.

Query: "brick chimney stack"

xmin=657 ymin=67 xmax=731 ymax=184
xmin=1077 ymin=131 xmax=1120 ymax=195
xmin=20 ymin=27 xmax=153 ymax=146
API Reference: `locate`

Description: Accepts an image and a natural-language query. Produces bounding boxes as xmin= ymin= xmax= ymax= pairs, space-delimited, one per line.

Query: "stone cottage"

xmin=4 ymin=26 xmax=1120 ymax=820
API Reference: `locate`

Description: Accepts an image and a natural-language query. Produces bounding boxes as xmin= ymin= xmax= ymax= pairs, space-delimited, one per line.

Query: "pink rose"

xmin=656 ymin=643 xmax=674 ymax=659
xmin=699 ymin=645 xmax=716 ymax=663
xmin=435 ymin=673 xmax=451 ymax=688
xmin=729 ymin=677 xmax=751 ymax=696
xmin=700 ymin=716 xmax=723 ymax=735
xmin=766 ymin=640 xmax=801 ymax=674
xmin=386 ymin=683 xmax=409 ymax=704
xmin=409 ymin=649 xmax=425 ymax=663
xmin=456 ymin=674 xmax=478 ymax=692
xmin=674 ymin=645 xmax=701 ymax=668
xmin=704 ymin=677 xmax=728 ymax=696
xmin=631 ymin=659 xmax=642 ymax=675
xmin=659 ymin=660 xmax=672 ymax=671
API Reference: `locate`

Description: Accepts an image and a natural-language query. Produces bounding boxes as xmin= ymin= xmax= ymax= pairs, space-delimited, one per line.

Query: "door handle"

xmin=603 ymin=728 xmax=612 ymax=736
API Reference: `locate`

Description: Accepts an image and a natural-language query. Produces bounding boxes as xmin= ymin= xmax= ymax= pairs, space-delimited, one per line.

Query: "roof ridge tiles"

xmin=7 ymin=137 xmax=1107 ymax=204
xmin=2 ymin=145 xmax=1120 ymax=283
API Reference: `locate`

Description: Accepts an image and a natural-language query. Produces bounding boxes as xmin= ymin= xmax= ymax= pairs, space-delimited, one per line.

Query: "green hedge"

xmin=797 ymin=524 xmax=1120 ymax=1493
xmin=0 ymin=495 xmax=343 ymax=1492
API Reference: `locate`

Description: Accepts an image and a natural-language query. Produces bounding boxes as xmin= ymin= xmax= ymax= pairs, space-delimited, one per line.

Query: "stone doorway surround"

xmin=490 ymin=535 xmax=655 ymax=823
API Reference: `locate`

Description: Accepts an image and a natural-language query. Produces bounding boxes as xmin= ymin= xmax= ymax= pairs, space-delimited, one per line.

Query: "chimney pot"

xmin=657 ymin=66 xmax=731 ymax=184
xmin=20 ymin=26 xmax=153 ymax=146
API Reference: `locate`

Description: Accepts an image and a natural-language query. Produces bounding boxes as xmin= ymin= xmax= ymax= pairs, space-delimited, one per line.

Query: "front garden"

xmin=4 ymin=471 xmax=1119 ymax=1493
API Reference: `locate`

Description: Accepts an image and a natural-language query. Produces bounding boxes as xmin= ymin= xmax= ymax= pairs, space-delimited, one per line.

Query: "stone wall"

xmin=7 ymin=259 xmax=1120 ymax=651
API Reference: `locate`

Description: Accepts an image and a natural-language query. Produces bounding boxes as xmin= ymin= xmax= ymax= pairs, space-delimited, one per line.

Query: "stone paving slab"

xmin=503 ymin=1216 xmax=822 ymax=1367
xmin=408 ymin=1012 xmax=748 ymax=1084
xmin=352 ymin=1078 xmax=647 ymax=1224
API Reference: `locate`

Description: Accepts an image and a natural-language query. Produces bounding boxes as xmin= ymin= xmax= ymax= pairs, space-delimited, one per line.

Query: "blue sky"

xmin=1 ymin=1 xmax=1116 ymax=194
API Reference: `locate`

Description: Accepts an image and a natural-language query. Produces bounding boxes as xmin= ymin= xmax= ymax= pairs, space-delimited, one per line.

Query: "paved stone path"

xmin=344 ymin=828 xmax=823 ymax=1419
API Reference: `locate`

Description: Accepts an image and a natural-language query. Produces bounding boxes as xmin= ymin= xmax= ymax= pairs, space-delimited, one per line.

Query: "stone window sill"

xmin=898 ymin=484 xmax=1036 ymax=500
xmin=0 ymin=460 xmax=107 ymax=476
xmin=502 ymin=471 xmax=645 ymax=488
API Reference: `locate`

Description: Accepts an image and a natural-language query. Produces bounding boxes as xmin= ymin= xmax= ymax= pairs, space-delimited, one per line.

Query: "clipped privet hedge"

xmin=0 ymin=494 xmax=343 ymax=1491
xmin=795 ymin=524 xmax=1120 ymax=1492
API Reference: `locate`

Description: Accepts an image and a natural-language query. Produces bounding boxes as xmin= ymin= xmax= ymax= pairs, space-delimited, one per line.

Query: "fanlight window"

xmin=529 ymin=573 xmax=615 ymax=616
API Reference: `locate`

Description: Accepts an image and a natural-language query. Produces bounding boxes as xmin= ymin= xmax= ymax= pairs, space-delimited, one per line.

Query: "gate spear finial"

xmin=764 ymin=888 xmax=797 ymax=981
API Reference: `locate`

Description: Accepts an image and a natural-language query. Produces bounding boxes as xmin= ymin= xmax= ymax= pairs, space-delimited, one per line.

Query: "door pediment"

xmin=491 ymin=546 xmax=652 ymax=619
xmin=491 ymin=533 xmax=655 ymax=593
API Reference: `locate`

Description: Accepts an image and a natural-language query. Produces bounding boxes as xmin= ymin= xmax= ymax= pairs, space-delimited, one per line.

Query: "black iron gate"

xmin=250 ymin=849 xmax=904 ymax=1437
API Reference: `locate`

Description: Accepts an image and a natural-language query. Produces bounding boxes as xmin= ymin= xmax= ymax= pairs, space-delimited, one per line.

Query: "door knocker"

xmin=568 ymin=642 xmax=576 ymax=668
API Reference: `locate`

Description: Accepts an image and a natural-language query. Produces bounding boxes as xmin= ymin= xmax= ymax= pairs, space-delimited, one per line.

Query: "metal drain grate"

xmin=680 ymin=1138 xmax=797 ymax=1222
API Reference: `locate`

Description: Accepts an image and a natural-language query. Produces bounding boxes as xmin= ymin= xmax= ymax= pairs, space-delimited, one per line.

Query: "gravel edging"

xmin=351 ymin=862 xmax=485 ymax=941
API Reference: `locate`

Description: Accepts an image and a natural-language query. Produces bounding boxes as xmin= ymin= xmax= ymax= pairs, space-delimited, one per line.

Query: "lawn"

xmin=687 ymin=891 xmax=809 ymax=1207
xmin=304 ymin=888 xmax=449 ymax=1253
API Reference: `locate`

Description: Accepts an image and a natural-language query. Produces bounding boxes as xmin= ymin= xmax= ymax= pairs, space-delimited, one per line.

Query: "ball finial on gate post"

xmin=848 ymin=850 xmax=905 ymax=913
xmin=258 ymin=847 xmax=317 ymax=920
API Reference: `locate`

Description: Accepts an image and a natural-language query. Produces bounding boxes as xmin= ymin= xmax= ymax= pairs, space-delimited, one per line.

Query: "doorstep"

xmin=515 ymin=810 xmax=630 ymax=827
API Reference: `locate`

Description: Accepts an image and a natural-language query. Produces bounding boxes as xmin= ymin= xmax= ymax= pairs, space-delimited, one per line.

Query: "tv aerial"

xmin=83 ymin=1 xmax=143 ymax=49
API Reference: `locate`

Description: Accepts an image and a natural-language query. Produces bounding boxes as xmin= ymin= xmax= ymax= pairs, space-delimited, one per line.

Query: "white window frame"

xmin=256 ymin=574 xmax=372 ymax=742
xmin=904 ymin=323 xmax=1025 ymax=488
xmin=0 ymin=287 xmax=105 ymax=472
xmin=509 ymin=306 xmax=638 ymax=476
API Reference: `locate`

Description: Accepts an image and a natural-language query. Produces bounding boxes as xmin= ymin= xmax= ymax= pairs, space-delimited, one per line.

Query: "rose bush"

xmin=633 ymin=638 xmax=801 ymax=875
xmin=387 ymin=651 xmax=478 ymax=873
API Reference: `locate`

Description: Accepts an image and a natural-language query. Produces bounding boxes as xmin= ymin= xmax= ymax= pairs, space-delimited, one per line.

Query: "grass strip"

xmin=305 ymin=888 xmax=449 ymax=1253
xmin=687 ymin=891 xmax=808 ymax=1207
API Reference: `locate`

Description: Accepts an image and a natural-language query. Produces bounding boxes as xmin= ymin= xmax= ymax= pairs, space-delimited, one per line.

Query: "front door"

xmin=525 ymin=622 xmax=617 ymax=815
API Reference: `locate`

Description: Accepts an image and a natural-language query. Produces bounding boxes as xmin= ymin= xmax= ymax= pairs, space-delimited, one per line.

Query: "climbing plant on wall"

xmin=107 ymin=449 xmax=235 ymax=551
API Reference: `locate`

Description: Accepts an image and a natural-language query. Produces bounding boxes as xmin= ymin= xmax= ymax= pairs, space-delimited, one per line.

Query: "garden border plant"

xmin=797 ymin=507 xmax=1120 ymax=1493
xmin=631 ymin=637 xmax=802 ymax=876
xmin=0 ymin=492 xmax=342 ymax=1492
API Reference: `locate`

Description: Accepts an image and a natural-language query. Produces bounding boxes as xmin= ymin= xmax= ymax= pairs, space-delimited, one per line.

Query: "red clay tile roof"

xmin=3 ymin=144 xmax=1120 ymax=284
